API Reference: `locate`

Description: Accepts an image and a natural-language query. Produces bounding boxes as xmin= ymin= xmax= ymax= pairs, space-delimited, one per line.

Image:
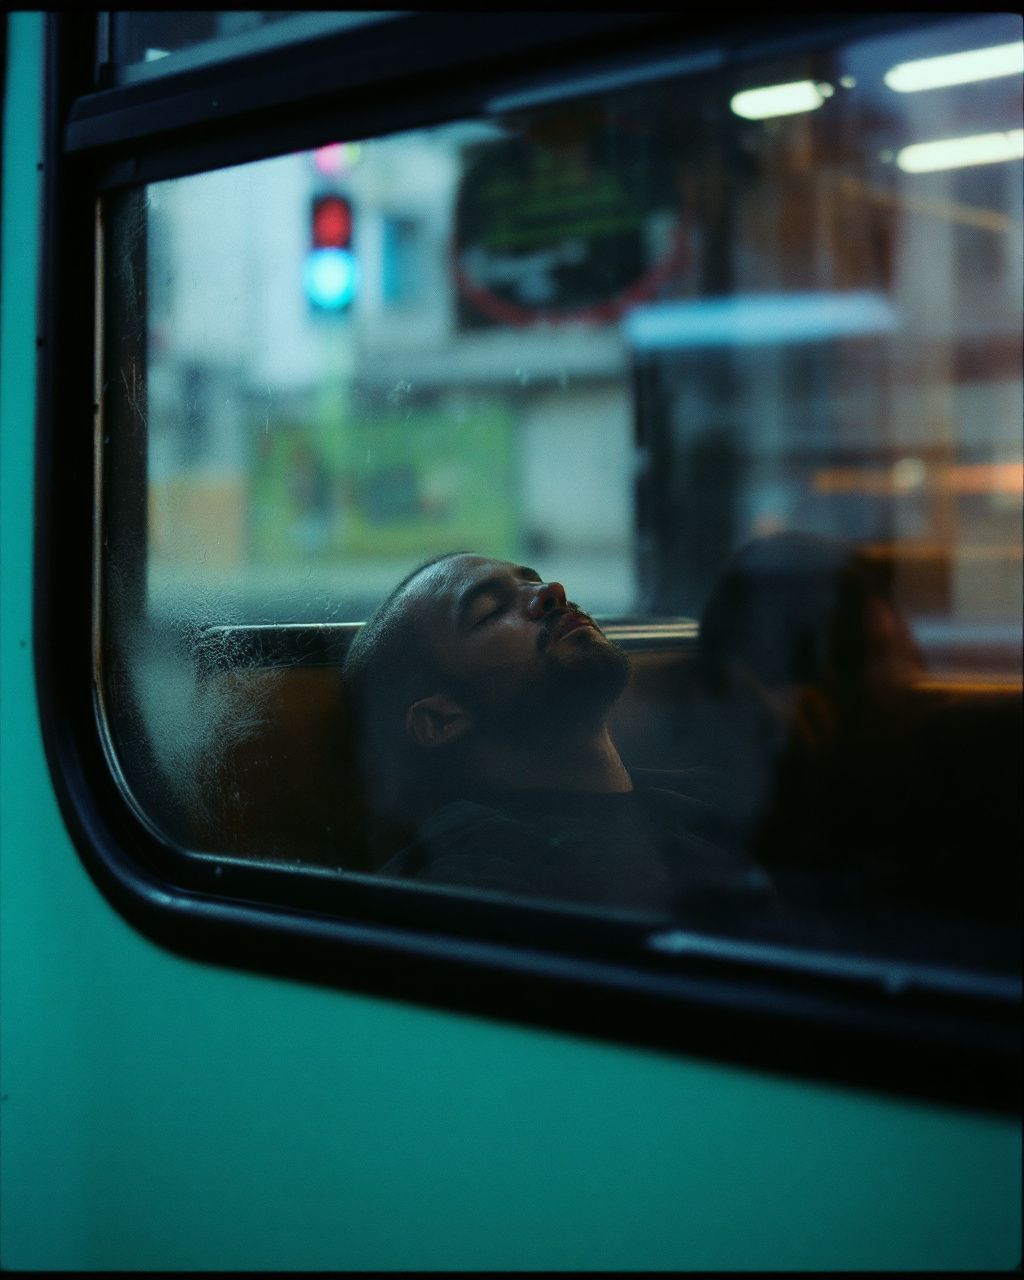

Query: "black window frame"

xmin=34 ymin=9 xmax=1021 ymax=1116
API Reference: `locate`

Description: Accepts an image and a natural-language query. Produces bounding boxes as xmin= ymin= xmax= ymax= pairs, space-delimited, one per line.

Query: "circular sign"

xmin=453 ymin=125 xmax=692 ymax=328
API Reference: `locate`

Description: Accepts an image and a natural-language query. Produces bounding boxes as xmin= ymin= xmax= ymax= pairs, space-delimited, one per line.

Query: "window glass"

xmin=101 ymin=13 xmax=1022 ymax=974
xmin=107 ymin=12 xmax=402 ymax=86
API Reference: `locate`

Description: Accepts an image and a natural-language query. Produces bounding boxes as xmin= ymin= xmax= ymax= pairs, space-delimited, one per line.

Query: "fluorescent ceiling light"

xmin=885 ymin=41 xmax=1024 ymax=92
xmin=897 ymin=129 xmax=1024 ymax=173
xmin=730 ymin=80 xmax=828 ymax=120
xmin=623 ymin=292 xmax=898 ymax=351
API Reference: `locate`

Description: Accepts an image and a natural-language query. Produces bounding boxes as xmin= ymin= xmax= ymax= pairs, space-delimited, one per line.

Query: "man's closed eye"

xmin=471 ymin=597 xmax=504 ymax=627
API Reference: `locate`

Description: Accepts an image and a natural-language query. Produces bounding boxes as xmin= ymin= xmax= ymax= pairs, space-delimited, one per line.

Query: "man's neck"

xmin=466 ymin=723 xmax=633 ymax=795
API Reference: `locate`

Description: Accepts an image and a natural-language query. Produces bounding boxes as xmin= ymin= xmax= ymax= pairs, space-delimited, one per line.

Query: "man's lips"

xmin=548 ymin=610 xmax=596 ymax=646
xmin=556 ymin=613 xmax=592 ymax=639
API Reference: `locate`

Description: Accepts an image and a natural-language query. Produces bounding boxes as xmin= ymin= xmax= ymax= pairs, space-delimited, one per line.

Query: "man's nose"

xmin=526 ymin=580 xmax=567 ymax=618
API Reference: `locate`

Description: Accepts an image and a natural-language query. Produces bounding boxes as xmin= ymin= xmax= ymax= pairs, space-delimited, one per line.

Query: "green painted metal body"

xmin=1 ymin=15 xmax=1020 ymax=1270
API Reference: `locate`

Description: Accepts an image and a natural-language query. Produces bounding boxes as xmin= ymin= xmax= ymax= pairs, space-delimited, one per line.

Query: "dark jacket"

xmin=381 ymin=767 xmax=778 ymax=919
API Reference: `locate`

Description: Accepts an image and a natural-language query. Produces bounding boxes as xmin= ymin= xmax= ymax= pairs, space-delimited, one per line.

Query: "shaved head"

xmin=343 ymin=551 xmax=630 ymax=822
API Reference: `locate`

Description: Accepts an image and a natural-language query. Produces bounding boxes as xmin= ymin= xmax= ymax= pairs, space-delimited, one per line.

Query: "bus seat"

xmin=177 ymin=639 xmax=1020 ymax=933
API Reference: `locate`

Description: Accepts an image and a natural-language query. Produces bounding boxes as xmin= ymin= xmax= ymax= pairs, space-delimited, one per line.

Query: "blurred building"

xmin=142 ymin=13 xmax=1022 ymax=663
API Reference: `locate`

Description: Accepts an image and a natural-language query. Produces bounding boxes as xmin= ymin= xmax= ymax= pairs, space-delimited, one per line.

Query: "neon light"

xmin=312 ymin=143 xmax=362 ymax=176
xmin=313 ymin=143 xmax=345 ymax=176
xmin=304 ymin=248 xmax=357 ymax=309
xmin=730 ymin=80 xmax=828 ymax=120
xmin=623 ymin=292 xmax=898 ymax=350
xmin=897 ymin=129 xmax=1024 ymax=173
xmin=885 ymin=42 xmax=1024 ymax=93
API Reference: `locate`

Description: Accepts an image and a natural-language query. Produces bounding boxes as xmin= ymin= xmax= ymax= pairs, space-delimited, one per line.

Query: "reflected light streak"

xmin=897 ymin=130 xmax=1024 ymax=173
xmin=730 ymin=80 xmax=828 ymax=119
xmin=623 ymin=292 xmax=897 ymax=351
xmin=812 ymin=462 xmax=1024 ymax=496
xmin=885 ymin=42 xmax=1024 ymax=92
xmin=946 ymin=462 xmax=1024 ymax=495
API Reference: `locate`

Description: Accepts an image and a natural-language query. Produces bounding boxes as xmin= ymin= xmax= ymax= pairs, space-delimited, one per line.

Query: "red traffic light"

xmin=312 ymin=195 xmax=352 ymax=249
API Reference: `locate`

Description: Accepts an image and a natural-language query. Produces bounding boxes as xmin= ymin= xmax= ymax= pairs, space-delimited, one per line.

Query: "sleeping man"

xmin=343 ymin=551 xmax=775 ymax=919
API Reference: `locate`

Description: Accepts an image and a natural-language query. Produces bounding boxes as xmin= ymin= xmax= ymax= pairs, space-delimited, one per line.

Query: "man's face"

xmin=407 ymin=554 xmax=630 ymax=730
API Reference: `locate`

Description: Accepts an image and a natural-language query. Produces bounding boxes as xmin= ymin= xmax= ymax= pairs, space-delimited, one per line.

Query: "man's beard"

xmin=541 ymin=634 xmax=632 ymax=718
xmin=476 ymin=628 xmax=632 ymax=740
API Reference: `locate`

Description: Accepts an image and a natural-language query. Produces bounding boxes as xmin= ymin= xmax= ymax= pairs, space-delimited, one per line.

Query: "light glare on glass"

xmin=897 ymin=129 xmax=1024 ymax=173
xmin=892 ymin=458 xmax=927 ymax=491
xmin=730 ymin=80 xmax=828 ymax=119
xmin=884 ymin=42 xmax=1024 ymax=92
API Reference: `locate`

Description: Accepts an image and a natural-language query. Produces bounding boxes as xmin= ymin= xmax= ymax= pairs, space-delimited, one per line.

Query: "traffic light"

xmin=304 ymin=194 xmax=357 ymax=311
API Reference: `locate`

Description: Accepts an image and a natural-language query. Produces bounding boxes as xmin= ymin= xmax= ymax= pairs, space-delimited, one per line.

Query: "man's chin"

xmin=544 ymin=638 xmax=631 ymax=703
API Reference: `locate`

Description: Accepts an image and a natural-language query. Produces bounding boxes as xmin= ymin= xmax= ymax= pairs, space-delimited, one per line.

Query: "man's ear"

xmin=406 ymin=693 xmax=473 ymax=749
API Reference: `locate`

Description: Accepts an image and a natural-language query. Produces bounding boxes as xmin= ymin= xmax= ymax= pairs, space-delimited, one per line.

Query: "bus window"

xmin=98 ymin=12 xmax=1021 ymax=983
